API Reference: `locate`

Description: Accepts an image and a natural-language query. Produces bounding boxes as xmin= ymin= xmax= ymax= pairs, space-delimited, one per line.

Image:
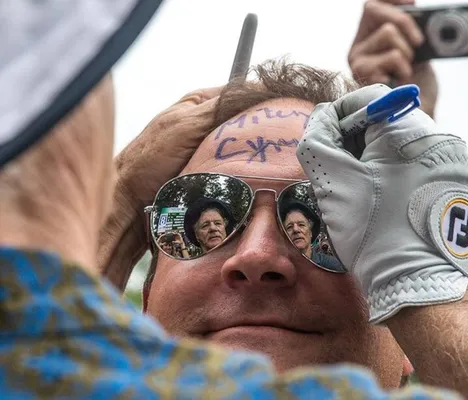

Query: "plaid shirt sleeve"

xmin=0 ymin=247 xmax=461 ymax=399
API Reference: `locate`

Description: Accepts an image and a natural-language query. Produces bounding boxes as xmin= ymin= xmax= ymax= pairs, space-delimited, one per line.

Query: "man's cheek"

xmin=334 ymin=277 xmax=369 ymax=319
xmin=148 ymin=279 xmax=199 ymax=329
xmin=152 ymin=266 xmax=213 ymax=309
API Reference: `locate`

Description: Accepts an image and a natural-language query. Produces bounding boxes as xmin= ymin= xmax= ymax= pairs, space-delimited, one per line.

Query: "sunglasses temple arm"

xmin=143 ymin=206 xmax=154 ymax=249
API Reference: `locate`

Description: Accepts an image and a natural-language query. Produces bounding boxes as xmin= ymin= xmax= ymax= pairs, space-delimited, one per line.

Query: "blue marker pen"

xmin=339 ymin=84 xmax=421 ymax=136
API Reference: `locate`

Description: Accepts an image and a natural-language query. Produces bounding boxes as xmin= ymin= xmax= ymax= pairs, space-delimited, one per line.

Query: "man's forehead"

xmin=200 ymin=209 xmax=222 ymax=218
xmin=183 ymin=98 xmax=314 ymax=177
xmin=286 ymin=209 xmax=307 ymax=218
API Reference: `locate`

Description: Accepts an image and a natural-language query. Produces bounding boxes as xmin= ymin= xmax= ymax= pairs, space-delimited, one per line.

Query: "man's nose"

xmin=221 ymin=193 xmax=297 ymax=289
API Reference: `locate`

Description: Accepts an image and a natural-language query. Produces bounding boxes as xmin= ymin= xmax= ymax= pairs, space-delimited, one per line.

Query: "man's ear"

xmin=400 ymin=355 xmax=415 ymax=386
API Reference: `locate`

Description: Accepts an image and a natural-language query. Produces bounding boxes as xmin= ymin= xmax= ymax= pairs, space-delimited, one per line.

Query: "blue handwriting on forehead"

xmin=213 ymin=107 xmax=309 ymax=163
xmin=215 ymin=136 xmax=299 ymax=163
xmin=214 ymin=107 xmax=310 ymax=140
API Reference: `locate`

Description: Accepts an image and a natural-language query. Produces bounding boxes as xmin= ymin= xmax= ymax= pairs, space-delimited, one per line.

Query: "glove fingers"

xmin=301 ymin=84 xmax=393 ymax=163
xmin=297 ymin=100 xmax=371 ymax=230
xmin=297 ymin=93 xmax=378 ymax=269
xmin=299 ymin=134 xmax=374 ymax=269
xmin=298 ymin=103 xmax=362 ymax=178
xmin=362 ymin=107 xmax=439 ymax=162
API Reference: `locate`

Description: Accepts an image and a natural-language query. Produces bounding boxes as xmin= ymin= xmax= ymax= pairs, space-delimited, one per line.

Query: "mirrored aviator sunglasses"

xmin=144 ymin=173 xmax=347 ymax=273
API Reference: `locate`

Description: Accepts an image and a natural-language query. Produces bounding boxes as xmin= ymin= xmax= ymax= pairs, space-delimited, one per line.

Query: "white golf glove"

xmin=297 ymin=84 xmax=468 ymax=323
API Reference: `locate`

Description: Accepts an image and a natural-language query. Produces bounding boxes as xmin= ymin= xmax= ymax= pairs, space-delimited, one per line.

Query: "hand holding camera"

xmin=349 ymin=0 xmax=438 ymax=118
xmin=402 ymin=3 xmax=468 ymax=62
xmin=172 ymin=233 xmax=185 ymax=249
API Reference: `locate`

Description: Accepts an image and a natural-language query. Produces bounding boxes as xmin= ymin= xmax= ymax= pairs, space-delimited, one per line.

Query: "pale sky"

xmin=113 ymin=0 xmax=468 ymax=154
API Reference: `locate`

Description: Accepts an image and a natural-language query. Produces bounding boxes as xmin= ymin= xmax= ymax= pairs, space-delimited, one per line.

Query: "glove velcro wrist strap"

xmin=368 ymin=270 xmax=468 ymax=324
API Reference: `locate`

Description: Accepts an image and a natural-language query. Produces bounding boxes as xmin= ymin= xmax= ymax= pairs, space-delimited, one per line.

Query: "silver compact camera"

xmin=401 ymin=4 xmax=468 ymax=62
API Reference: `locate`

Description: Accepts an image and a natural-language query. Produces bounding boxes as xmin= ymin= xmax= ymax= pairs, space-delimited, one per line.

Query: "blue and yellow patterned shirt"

xmin=0 ymin=247 xmax=462 ymax=399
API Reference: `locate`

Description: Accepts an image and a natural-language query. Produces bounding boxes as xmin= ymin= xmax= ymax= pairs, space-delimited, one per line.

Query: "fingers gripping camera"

xmin=402 ymin=4 xmax=468 ymax=61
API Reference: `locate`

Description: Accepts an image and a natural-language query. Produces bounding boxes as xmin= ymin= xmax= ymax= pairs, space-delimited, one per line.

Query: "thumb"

xmin=296 ymin=84 xmax=392 ymax=182
xmin=334 ymin=83 xmax=392 ymax=157
xmin=333 ymin=83 xmax=391 ymax=121
xmin=299 ymin=84 xmax=392 ymax=157
xmin=297 ymin=83 xmax=393 ymax=193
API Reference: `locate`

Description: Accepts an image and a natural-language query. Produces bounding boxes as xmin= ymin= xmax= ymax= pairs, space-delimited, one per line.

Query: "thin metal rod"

xmin=229 ymin=13 xmax=258 ymax=82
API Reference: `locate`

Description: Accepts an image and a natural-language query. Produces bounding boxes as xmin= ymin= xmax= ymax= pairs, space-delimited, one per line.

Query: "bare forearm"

xmin=387 ymin=295 xmax=468 ymax=396
xmin=412 ymin=62 xmax=438 ymax=120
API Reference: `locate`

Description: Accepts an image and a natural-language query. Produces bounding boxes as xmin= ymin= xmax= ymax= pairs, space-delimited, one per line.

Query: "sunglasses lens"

xmin=151 ymin=174 xmax=252 ymax=259
xmin=278 ymin=182 xmax=346 ymax=272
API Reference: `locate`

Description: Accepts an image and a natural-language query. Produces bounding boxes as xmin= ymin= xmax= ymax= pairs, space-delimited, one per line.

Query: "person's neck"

xmin=0 ymin=197 xmax=98 ymax=275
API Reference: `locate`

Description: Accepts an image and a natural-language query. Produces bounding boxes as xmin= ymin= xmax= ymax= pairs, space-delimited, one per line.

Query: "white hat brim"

xmin=0 ymin=0 xmax=164 ymax=167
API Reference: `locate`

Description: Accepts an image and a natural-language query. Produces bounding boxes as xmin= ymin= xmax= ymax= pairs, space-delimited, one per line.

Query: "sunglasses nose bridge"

xmin=239 ymin=187 xmax=282 ymax=232
xmin=248 ymin=187 xmax=280 ymax=217
xmin=251 ymin=187 xmax=280 ymax=200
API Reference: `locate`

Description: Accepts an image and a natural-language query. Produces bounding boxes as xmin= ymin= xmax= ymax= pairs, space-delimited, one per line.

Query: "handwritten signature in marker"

xmin=214 ymin=108 xmax=310 ymax=140
xmin=215 ymin=136 xmax=299 ymax=163
xmin=213 ymin=108 xmax=309 ymax=163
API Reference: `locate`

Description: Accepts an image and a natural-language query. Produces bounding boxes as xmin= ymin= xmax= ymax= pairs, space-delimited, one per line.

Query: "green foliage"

xmin=408 ymin=373 xmax=420 ymax=385
xmin=124 ymin=290 xmax=142 ymax=309
xmin=124 ymin=251 xmax=151 ymax=309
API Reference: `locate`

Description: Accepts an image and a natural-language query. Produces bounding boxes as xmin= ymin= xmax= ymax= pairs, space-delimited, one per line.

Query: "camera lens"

xmin=441 ymin=26 xmax=457 ymax=41
xmin=427 ymin=10 xmax=468 ymax=57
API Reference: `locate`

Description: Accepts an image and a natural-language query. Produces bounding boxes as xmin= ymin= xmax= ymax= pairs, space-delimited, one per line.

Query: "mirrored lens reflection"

xmin=152 ymin=174 xmax=252 ymax=259
xmin=278 ymin=182 xmax=346 ymax=272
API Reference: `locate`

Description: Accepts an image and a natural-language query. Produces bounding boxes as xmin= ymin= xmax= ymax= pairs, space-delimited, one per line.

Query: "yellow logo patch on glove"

xmin=441 ymin=198 xmax=468 ymax=258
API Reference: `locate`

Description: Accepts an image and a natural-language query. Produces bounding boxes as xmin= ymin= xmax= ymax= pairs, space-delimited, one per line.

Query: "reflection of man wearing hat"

xmin=280 ymin=200 xmax=320 ymax=258
xmin=184 ymin=198 xmax=235 ymax=253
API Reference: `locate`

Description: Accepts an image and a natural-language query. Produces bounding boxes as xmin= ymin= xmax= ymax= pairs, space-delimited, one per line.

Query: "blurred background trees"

xmin=124 ymin=251 xmax=151 ymax=309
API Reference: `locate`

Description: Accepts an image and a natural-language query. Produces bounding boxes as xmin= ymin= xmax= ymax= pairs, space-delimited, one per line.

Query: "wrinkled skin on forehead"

xmin=146 ymin=98 xmax=407 ymax=388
